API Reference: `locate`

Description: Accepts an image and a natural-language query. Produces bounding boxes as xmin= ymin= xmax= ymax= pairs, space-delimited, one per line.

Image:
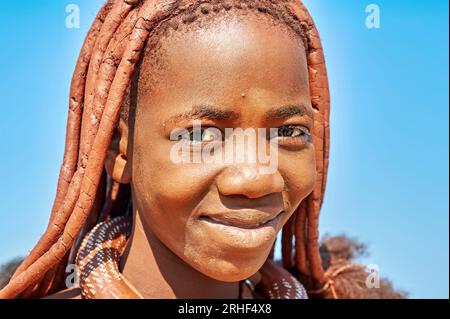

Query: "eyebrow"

xmin=265 ymin=104 xmax=313 ymax=120
xmin=165 ymin=105 xmax=239 ymax=125
xmin=164 ymin=103 xmax=313 ymax=126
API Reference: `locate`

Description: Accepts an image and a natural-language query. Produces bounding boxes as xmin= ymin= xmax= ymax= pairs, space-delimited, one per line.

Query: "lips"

xmin=199 ymin=210 xmax=284 ymax=229
xmin=197 ymin=210 xmax=285 ymax=250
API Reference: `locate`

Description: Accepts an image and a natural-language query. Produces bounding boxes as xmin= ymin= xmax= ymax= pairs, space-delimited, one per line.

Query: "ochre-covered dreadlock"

xmin=0 ymin=0 xmax=332 ymax=299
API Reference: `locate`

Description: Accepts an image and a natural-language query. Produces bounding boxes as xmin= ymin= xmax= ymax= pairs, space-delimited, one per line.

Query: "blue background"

xmin=0 ymin=1 xmax=448 ymax=298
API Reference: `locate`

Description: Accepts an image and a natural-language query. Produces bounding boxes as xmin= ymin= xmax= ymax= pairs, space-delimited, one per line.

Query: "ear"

xmin=105 ymin=118 xmax=131 ymax=184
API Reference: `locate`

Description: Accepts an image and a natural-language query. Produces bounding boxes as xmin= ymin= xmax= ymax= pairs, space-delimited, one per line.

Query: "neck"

xmin=119 ymin=209 xmax=239 ymax=299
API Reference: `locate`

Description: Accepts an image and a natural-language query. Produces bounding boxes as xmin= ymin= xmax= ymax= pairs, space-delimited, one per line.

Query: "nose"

xmin=216 ymin=164 xmax=285 ymax=199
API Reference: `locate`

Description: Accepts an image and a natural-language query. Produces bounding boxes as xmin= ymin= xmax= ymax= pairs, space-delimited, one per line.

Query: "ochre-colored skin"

xmin=0 ymin=0 xmax=331 ymax=299
xmin=109 ymin=13 xmax=315 ymax=298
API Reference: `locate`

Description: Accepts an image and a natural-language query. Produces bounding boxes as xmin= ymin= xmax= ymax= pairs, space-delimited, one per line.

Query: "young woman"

xmin=0 ymin=0 xmax=403 ymax=299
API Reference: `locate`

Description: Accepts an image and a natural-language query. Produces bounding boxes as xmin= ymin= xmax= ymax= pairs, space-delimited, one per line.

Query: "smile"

xmin=197 ymin=211 xmax=286 ymax=250
xmin=199 ymin=211 xmax=284 ymax=229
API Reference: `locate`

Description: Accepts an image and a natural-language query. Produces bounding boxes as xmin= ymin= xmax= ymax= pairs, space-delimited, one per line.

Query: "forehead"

xmin=137 ymin=12 xmax=310 ymax=117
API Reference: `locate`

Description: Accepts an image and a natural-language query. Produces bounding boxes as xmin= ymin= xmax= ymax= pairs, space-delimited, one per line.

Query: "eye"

xmin=277 ymin=126 xmax=308 ymax=138
xmin=180 ymin=127 xmax=222 ymax=144
xmin=277 ymin=125 xmax=311 ymax=138
xmin=273 ymin=125 xmax=312 ymax=147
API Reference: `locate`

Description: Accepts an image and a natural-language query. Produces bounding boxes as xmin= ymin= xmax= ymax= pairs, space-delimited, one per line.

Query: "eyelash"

xmin=274 ymin=125 xmax=312 ymax=146
xmin=175 ymin=125 xmax=311 ymax=146
xmin=178 ymin=127 xmax=222 ymax=144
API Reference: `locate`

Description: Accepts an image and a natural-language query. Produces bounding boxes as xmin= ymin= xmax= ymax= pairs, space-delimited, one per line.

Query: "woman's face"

xmin=130 ymin=13 xmax=316 ymax=282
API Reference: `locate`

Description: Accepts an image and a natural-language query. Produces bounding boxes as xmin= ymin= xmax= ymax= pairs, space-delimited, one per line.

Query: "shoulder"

xmin=43 ymin=287 xmax=82 ymax=299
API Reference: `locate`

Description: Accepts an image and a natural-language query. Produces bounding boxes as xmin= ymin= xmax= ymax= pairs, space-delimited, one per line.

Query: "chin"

xmin=187 ymin=251 xmax=269 ymax=282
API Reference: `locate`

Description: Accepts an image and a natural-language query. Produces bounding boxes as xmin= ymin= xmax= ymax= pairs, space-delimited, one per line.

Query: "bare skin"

xmin=50 ymin=12 xmax=315 ymax=299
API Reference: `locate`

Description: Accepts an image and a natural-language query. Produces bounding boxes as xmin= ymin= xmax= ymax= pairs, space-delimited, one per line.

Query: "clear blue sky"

xmin=0 ymin=1 xmax=448 ymax=298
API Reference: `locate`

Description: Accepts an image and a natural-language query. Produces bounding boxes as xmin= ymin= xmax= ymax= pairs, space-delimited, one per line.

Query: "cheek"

xmin=280 ymin=145 xmax=317 ymax=212
xmin=131 ymin=115 xmax=209 ymax=209
xmin=130 ymin=129 xmax=218 ymax=247
xmin=132 ymin=143 xmax=216 ymax=213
